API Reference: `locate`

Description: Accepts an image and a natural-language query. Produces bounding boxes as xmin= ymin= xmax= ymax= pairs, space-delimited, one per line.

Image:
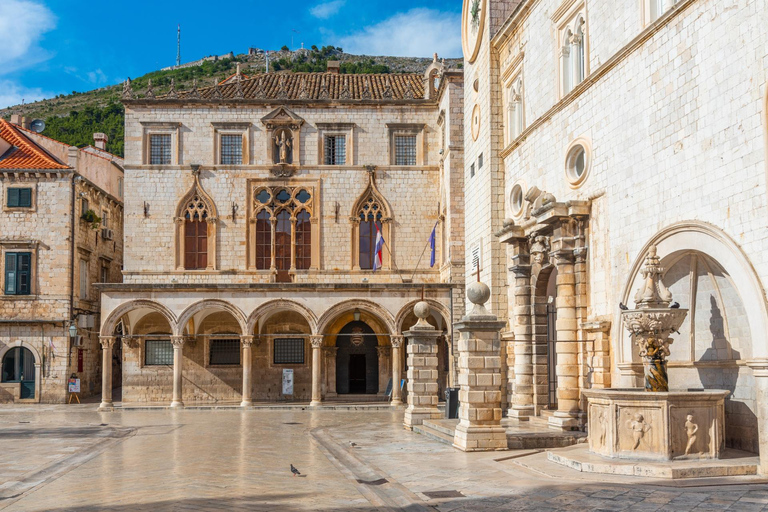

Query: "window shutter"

xmin=4 ymin=253 xmax=16 ymax=295
xmin=19 ymin=188 xmax=31 ymax=207
xmin=7 ymin=189 xmax=19 ymax=208
xmin=17 ymin=253 xmax=31 ymax=295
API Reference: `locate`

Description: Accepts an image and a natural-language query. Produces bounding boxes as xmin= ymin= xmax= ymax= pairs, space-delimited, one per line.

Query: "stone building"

xmin=462 ymin=0 xmax=768 ymax=470
xmin=0 ymin=117 xmax=124 ymax=402
xmin=98 ymin=59 xmax=464 ymax=407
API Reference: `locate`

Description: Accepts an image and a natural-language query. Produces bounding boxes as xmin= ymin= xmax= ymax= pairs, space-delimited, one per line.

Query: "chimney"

xmin=93 ymin=133 xmax=108 ymax=150
xmin=327 ymin=60 xmax=340 ymax=74
xmin=10 ymin=114 xmax=22 ymax=125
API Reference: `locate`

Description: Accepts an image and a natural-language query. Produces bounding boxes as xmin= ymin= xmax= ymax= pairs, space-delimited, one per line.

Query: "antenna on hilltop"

xmin=176 ymin=24 xmax=181 ymax=67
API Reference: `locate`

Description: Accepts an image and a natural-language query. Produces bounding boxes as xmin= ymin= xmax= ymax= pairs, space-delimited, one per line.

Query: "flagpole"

xmin=410 ymin=221 xmax=439 ymax=283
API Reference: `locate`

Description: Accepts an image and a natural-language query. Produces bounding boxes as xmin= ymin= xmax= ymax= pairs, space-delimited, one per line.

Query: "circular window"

xmin=255 ymin=189 xmax=271 ymax=204
xmin=276 ymin=189 xmax=291 ymax=203
xmin=296 ymin=189 xmax=311 ymax=204
xmin=471 ymin=104 xmax=481 ymax=141
xmin=565 ymin=140 xmax=591 ymax=188
xmin=510 ymin=184 xmax=524 ymax=217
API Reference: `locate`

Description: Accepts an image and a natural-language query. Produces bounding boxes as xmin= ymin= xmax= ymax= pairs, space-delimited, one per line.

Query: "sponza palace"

xmin=97 ymin=60 xmax=466 ymax=407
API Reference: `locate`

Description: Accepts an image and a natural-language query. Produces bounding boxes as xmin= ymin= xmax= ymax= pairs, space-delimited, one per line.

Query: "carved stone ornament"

xmin=121 ymin=79 xmax=134 ymax=100
xmin=403 ymin=80 xmax=415 ymax=100
xmin=529 ymin=235 xmax=550 ymax=265
xmin=319 ymin=77 xmax=330 ymax=100
xmin=350 ymin=326 xmax=365 ymax=346
xmin=166 ymin=78 xmax=179 ymax=99
xmin=234 ymin=78 xmax=244 ymax=99
xmin=382 ymin=78 xmax=393 ymax=99
xmin=361 ymin=78 xmax=372 ymax=100
xmin=270 ymin=164 xmax=296 ymax=178
xmin=339 ymin=78 xmax=351 ymax=100
xmin=188 ymin=79 xmax=201 ymax=99
xmin=298 ymin=78 xmax=309 ymax=100
xmin=211 ymin=81 xmax=223 ymax=100
xmin=145 ymin=79 xmax=155 ymax=99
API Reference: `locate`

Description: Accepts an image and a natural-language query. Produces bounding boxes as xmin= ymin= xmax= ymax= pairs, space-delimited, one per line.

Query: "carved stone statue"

xmin=274 ymin=130 xmax=292 ymax=164
xmin=627 ymin=413 xmax=651 ymax=450
xmin=684 ymin=414 xmax=699 ymax=455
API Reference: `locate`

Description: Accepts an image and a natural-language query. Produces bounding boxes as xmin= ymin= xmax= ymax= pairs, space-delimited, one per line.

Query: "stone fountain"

xmin=582 ymin=246 xmax=729 ymax=462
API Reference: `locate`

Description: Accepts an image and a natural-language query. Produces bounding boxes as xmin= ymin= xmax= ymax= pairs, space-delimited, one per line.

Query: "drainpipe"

xmin=67 ymin=148 xmax=79 ymax=371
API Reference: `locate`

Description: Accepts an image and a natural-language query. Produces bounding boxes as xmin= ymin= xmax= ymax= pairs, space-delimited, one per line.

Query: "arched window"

xmin=351 ymin=170 xmax=393 ymax=271
xmin=573 ymin=18 xmax=586 ymax=87
xmin=508 ymin=78 xmax=523 ymax=142
xmin=249 ymin=186 xmax=317 ymax=278
xmin=359 ymin=198 xmax=383 ymax=270
xmin=175 ymin=174 xmax=217 ymax=271
xmin=2 ymin=346 xmax=35 ymax=399
xmin=561 ymin=30 xmax=573 ymax=95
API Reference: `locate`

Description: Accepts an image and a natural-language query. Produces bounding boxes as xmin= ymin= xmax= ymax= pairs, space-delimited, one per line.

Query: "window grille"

xmin=220 ymin=135 xmax=243 ymax=165
xmin=7 ymin=188 xmax=32 ymax=208
xmin=394 ymin=135 xmax=417 ymax=166
xmin=149 ymin=134 xmax=172 ymax=165
xmin=274 ymin=338 xmax=304 ymax=364
xmin=324 ymin=135 xmax=346 ymax=165
xmin=209 ymin=339 xmax=240 ymax=365
xmin=5 ymin=252 xmax=31 ymax=295
xmin=145 ymin=339 xmax=173 ymax=365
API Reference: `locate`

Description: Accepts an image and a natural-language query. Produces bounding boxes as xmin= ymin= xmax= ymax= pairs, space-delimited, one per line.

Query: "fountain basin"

xmin=583 ymin=388 xmax=729 ymax=461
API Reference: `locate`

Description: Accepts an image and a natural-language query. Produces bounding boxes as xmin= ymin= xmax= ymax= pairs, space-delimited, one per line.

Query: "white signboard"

xmin=282 ymin=369 xmax=294 ymax=395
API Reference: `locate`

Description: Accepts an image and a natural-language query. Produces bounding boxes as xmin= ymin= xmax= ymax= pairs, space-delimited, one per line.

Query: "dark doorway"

xmin=336 ymin=321 xmax=379 ymax=394
xmin=349 ymin=354 xmax=367 ymax=393
xmin=2 ymin=347 xmax=35 ymax=399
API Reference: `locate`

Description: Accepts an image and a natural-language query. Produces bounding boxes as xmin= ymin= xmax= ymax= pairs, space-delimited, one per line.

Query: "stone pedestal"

xmin=403 ymin=303 xmax=441 ymax=430
xmin=452 ymin=281 xmax=508 ymax=452
xmin=583 ymin=388 xmax=729 ymax=461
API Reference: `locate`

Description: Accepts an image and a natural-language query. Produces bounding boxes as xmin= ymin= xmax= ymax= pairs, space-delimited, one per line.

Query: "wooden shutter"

xmin=4 ymin=253 xmax=16 ymax=294
xmin=17 ymin=253 xmax=30 ymax=295
xmin=184 ymin=220 xmax=208 ymax=270
xmin=7 ymin=189 xmax=19 ymax=208
xmin=19 ymin=189 xmax=31 ymax=207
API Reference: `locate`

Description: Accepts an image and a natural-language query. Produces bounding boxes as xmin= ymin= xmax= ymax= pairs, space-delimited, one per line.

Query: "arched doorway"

xmin=2 ymin=347 xmax=35 ymax=399
xmin=336 ymin=321 xmax=379 ymax=394
xmin=532 ymin=266 xmax=558 ymax=412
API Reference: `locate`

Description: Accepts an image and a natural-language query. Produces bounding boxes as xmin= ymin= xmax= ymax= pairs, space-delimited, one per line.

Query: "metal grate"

xmin=149 ymin=134 xmax=172 ymax=165
xmin=209 ymin=339 xmax=240 ymax=365
xmin=324 ymin=135 xmax=346 ymax=165
xmin=394 ymin=135 xmax=417 ymax=166
xmin=273 ymin=338 xmax=304 ymax=364
xmin=145 ymin=339 xmax=173 ymax=365
xmin=220 ymin=135 xmax=242 ymax=165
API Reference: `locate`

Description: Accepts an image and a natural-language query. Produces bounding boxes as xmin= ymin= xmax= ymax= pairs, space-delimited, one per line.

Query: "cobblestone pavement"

xmin=0 ymin=405 xmax=765 ymax=511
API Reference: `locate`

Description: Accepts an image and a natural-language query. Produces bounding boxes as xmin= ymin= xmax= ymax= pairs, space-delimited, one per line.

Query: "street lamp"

xmin=353 ymin=309 xmax=361 ymax=322
xmin=68 ymin=323 xmax=78 ymax=338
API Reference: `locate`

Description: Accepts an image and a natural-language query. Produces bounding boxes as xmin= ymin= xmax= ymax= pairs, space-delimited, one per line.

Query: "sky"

xmin=0 ymin=0 xmax=463 ymax=109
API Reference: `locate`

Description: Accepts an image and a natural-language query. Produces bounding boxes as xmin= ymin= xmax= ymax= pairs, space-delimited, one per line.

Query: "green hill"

xmin=1 ymin=48 xmax=461 ymax=158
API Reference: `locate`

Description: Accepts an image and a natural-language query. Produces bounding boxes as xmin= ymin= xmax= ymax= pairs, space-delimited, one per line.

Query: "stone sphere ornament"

xmin=413 ymin=301 xmax=433 ymax=329
xmin=467 ymin=281 xmax=490 ymax=306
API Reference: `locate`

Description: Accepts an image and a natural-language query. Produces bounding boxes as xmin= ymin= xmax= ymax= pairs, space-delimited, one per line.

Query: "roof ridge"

xmin=0 ymin=119 xmax=70 ymax=170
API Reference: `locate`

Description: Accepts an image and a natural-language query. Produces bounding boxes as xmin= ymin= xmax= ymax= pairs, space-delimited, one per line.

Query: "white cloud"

xmin=87 ymin=69 xmax=108 ymax=85
xmin=0 ymin=80 xmax=54 ymax=110
xmin=310 ymin=0 xmax=346 ymax=19
xmin=0 ymin=0 xmax=57 ymax=74
xmin=338 ymin=8 xmax=461 ymax=58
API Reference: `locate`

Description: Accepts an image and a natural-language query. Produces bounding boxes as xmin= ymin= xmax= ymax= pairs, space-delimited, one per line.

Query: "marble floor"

xmin=0 ymin=405 xmax=765 ymax=511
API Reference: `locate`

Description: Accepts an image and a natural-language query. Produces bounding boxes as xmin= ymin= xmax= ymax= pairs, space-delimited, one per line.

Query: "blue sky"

xmin=0 ymin=0 xmax=462 ymax=109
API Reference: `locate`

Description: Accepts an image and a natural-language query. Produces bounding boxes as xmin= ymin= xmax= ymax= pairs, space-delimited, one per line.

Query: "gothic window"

xmin=507 ymin=77 xmax=524 ymax=142
xmin=359 ymin=197 xmax=383 ymax=270
xmin=175 ymin=174 xmax=217 ymax=271
xmin=561 ymin=30 xmax=573 ymax=95
xmin=351 ymin=171 xmax=393 ymax=271
xmin=573 ymin=18 xmax=585 ymax=86
xmin=249 ymin=185 xmax=317 ymax=276
xmin=556 ymin=8 xmax=588 ymax=98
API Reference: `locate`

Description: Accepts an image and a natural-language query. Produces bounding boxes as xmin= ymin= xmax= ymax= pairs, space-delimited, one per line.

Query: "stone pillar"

xmin=310 ymin=335 xmax=324 ymax=406
xmin=509 ymin=247 xmax=535 ymax=420
xmin=748 ymin=359 xmax=768 ymax=475
xmin=376 ymin=345 xmax=391 ymax=396
xmin=403 ymin=305 xmax=441 ymax=430
xmin=391 ymin=335 xmax=404 ymax=406
xmin=323 ymin=346 xmax=338 ymax=397
xmin=500 ymin=331 xmax=515 ymax=414
xmin=582 ymin=321 xmax=611 ymax=390
xmin=453 ymin=280 xmax=508 ymax=451
xmin=171 ymin=336 xmax=185 ymax=408
xmin=99 ymin=336 xmax=116 ymax=410
xmin=240 ymin=336 xmax=254 ymax=407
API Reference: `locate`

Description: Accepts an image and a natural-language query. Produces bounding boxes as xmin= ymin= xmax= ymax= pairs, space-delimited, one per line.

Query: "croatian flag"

xmin=373 ymin=223 xmax=384 ymax=271
xmin=429 ymin=224 xmax=437 ymax=268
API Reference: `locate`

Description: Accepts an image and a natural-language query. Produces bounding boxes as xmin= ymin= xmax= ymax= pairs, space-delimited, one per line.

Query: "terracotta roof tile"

xmin=0 ymin=120 xmax=69 ymax=170
xmin=164 ymin=72 xmax=425 ymax=102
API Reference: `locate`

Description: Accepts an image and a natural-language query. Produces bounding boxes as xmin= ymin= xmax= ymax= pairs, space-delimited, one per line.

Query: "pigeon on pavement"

xmin=291 ymin=464 xmax=301 ymax=477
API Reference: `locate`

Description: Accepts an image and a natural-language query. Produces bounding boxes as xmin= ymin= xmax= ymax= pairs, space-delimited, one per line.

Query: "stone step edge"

xmin=413 ymin=424 xmax=455 ymax=445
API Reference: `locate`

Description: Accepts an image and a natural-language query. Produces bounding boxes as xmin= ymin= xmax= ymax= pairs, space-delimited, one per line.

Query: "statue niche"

xmin=261 ymin=106 xmax=305 ymax=177
xmin=273 ymin=128 xmax=294 ymax=165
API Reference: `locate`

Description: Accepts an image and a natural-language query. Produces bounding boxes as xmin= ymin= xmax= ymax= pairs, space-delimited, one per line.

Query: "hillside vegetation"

xmin=1 ymin=49 xmax=461 ymax=157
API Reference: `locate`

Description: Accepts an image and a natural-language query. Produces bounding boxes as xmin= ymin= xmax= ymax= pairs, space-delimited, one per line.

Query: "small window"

xmin=209 ymin=339 xmax=240 ymax=365
xmin=324 ymin=135 xmax=346 ymax=165
xmin=7 ymin=188 xmax=32 ymax=208
xmin=274 ymin=338 xmax=304 ymax=364
xmin=478 ymin=153 xmax=484 ymax=169
xmin=79 ymin=259 xmax=88 ymax=299
xmin=4 ymin=252 xmax=31 ymax=295
xmin=100 ymin=264 xmax=109 ymax=284
xmin=145 ymin=339 xmax=173 ymax=365
xmin=565 ymin=141 xmax=590 ymax=188
xmin=117 ymin=178 xmax=124 ymax=199
xmin=394 ymin=135 xmax=417 ymax=166
xmin=149 ymin=134 xmax=172 ymax=165
xmin=81 ymin=198 xmax=89 ymax=216
xmin=102 ymin=210 xmax=109 ymax=229
xmin=220 ymin=134 xmax=243 ymax=165
xmin=510 ymin=184 xmax=525 ymax=217
xmin=470 ymin=163 xmax=475 ymax=178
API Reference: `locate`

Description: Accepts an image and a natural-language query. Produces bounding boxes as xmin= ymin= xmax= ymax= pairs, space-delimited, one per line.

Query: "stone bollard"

xmin=452 ymin=281 xmax=508 ymax=452
xmin=403 ymin=301 xmax=442 ymax=430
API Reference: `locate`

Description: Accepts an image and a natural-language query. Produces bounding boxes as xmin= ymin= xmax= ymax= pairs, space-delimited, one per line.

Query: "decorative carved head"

xmin=530 ymin=235 xmax=550 ymax=265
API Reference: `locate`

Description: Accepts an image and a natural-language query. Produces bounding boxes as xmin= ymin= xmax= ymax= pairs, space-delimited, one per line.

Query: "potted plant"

xmin=81 ymin=209 xmax=102 ymax=230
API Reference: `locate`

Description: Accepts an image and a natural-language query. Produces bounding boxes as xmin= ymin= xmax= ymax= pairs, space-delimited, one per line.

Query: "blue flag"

xmin=429 ymin=224 xmax=437 ymax=267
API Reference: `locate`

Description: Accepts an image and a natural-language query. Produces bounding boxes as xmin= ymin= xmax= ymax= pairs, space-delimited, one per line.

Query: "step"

xmin=421 ymin=419 xmax=458 ymax=437
xmin=326 ymin=394 xmax=389 ymax=403
xmin=414 ymin=423 xmax=455 ymax=446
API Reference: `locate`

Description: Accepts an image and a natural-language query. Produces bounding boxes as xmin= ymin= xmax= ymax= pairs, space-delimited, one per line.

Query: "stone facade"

xmin=465 ymin=0 xmax=768 ymax=469
xmin=102 ymin=62 xmax=465 ymax=406
xmin=0 ymin=120 xmax=124 ymax=403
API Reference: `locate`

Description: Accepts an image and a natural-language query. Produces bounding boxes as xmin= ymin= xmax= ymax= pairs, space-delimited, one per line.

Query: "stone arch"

xmin=395 ymin=299 xmax=451 ymax=333
xmin=101 ymin=300 xmax=177 ymax=337
xmin=175 ymin=171 xmax=218 ymax=271
xmin=246 ymin=299 xmax=318 ymax=335
xmin=176 ymin=299 xmax=247 ymax=337
xmin=316 ymin=299 xmax=397 ymax=338
xmin=0 ymin=341 xmax=41 ymax=367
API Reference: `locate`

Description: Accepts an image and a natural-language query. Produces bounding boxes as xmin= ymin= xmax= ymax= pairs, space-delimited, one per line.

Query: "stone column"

xmin=549 ymin=246 xmax=582 ymax=430
xmin=391 ymin=335 xmax=404 ymax=406
xmin=748 ymin=359 xmax=768 ymax=475
xmin=240 ymin=336 xmax=254 ymax=407
xmin=403 ymin=305 xmax=441 ymax=429
xmin=98 ymin=336 xmax=116 ymax=410
xmin=310 ymin=335 xmax=324 ymax=406
xmin=170 ymin=336 xmax=185 ymax=408
xmin=509 ymin=246 xmax=535 ymax=420
xmin=323 ymin=346 xmax=338 ymax=397
xmin=452 ymin=281 xmax=508 ymax=452
xmin=376 ymin=345 xmax=391 ymax=396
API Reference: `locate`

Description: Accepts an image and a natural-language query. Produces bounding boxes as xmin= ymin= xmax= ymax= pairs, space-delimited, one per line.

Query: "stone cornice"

xmin=96 ymin=282 xmax=458 ymax=292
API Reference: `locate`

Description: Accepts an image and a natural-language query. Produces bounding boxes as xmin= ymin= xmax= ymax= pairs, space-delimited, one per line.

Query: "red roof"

xmin=0 ymin=119 xmax=69 ymax=170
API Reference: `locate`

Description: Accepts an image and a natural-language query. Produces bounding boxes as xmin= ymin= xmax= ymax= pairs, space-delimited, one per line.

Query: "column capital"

xmin=310 ymin=335 xmax=324 ymax=349
xmin=99 ymin=336 xmax=116 ymax=349
xmin=171 ymin=336 xmax=186 ymax=348
xmin=391 ymin=335 xmax=404 ymax=348
xmin=241 ymin=335 xmax=255 ymax=348
xmin=747 ymin=359 xmax=768 ymax=378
